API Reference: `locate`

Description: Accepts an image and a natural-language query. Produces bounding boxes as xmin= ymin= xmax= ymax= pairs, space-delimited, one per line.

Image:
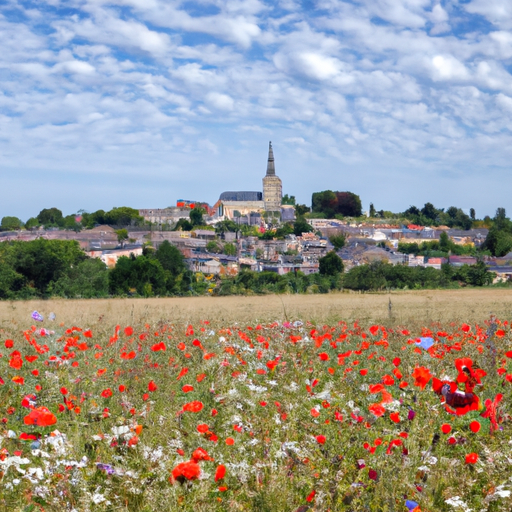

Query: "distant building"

xmin=215 ymin=142 xmax=284 ymax=220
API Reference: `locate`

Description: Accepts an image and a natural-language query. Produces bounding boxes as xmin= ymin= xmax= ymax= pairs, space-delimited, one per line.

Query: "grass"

xmin=0 ymin=290 xmax=512 ymax=511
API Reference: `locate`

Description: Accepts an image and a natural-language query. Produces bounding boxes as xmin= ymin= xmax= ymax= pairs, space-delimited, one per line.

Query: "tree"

xmin=295 ymin=204 xmax=310 ymax=216
xmin=206 ymin=241 xmax=222 ymax=253
xmin=319 ymin=251 xmax=344 ymax=276
xmin=293 ymin=217 xmax=313 ymax=236
xmin=25 ymin=217 xmax=39 ymax=230
xmin=174 ymin=218 xmax=193 ymax=231
xmin=155 ymin=240 xmax=186 ymax=274
xmin=369 ymin=203 xmax=376 ymax=217
xmin=105 ymin=207 xmax=143 ymax=226
xmin=190 ymin=207 xmax=205 ymax=227
xmin=312 ymin=190 xmax=362 ymax=218
xmin=470 ymin=208 xmax=475 ymax=220
xmin=1 ymin=216 xmax=24 ymax=231
xmin=329 ymin=233 xmax=346 ymax=251
xmin=282 ymin=194 xmax=296 ymax=205
xmin=421 ymin=202 xmax=438 ymax=222
xmin=115 ymin=229 xmax=129 ymax=245
xmin=223 ymin=243 xmax=237 ymax=256
xmin=37 ymin=207 xmax=64 ymax=227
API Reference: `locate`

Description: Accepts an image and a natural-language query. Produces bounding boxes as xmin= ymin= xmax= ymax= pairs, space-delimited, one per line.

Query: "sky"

xmin=1 ymin=0 xmax=512 ymax=221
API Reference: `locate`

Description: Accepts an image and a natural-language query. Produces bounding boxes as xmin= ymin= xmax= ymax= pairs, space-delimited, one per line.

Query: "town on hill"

xmin=1 ymin=143 xmax=511 ymax=298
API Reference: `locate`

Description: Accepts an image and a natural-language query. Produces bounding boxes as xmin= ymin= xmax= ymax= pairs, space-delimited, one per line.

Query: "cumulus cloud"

xmin=1 ymin=0 xmax=512 ymax=217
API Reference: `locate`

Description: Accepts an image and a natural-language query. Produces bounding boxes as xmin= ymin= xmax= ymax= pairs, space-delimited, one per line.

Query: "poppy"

xmin=148 ymin=381 xmax=157 ymax=392
xmin=412 ymin=366 xmax=432 ymax=390
xmin=171 ymin=460 xmax=201 ymax=483
xmin=191 ymin=447 xmax=213 ymax=462
xmin=315 ymin=435 xmax=326 ymax=445
xmin=24 ymin=406 xmax=57 ymax=427
xmin=183 ymin=401 xmax=204 ymax=413
xmin=465 ymin=452 xmax=478 ymax=464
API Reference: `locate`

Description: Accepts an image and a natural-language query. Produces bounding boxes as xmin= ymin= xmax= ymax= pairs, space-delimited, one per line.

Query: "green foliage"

xmin=343 ymin=260 xmax=494 ymax=291
xmin=295 ymin=204 xmax=310 ymax=216
xmin=155 ymin=240 xmax=186 ymax=274
xmin=215 ymin=219 xmax=238 ymax=234
xmin=312 ymin=190 xmax=362 ymax=218
xmin=206 ymin=241 xmax=222 ymax=253
xmin=173 ymin=218 xmax=193 ymax=231
xmin=1 ymin=216 xmax=24 ymax=231
xmin=25 ymin=217 xmax=39 ymax=230
xmin=398 ymin=237 xmax=475 ymax=257
xmin=223 ymin=243 xmax=237 ymax=256
xmin=319 ymin=251 xmax=344 ymax=276
xmin=329 ymin=233 xmax=346 ymax=250
xmin=369 ymin=203 xmax=376 ymax=217
xmin=293 ymin=217 xmax=313 ymax=236
xmin=190 ymin=207 xmax=205 ymax=226
xmin=48 ymin=258 xmax=109 ymax=298
xmin=115 ymin=228 xmax=129 ymax=244
xmin=281 ymin=194 xmax=296 ymax=205
xmin=37 ymin=207 xmax=64 ymax=228
xmin=0 ymin=239 xmax=87 ymax=298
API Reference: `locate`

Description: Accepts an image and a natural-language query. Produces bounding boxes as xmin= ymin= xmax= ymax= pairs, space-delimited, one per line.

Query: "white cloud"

xmin=205 ymin=92 xmax=235 ymax=110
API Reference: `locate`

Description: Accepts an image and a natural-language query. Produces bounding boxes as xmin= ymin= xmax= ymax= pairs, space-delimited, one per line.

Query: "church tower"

xmin=262 ymin=141 xmax=282 ymax=212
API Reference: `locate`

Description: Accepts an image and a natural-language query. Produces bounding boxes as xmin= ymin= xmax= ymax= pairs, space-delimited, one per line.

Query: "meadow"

xmin=1 ymin=290 xmax=512 ymax=511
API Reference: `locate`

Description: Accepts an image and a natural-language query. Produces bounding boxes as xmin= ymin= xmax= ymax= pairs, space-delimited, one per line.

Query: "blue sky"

xmin=1 ymin=0 xmax=512 ymax=221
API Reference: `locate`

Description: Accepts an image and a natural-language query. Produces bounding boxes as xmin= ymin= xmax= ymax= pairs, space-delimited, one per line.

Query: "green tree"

xmin=115 ymin=229 xmax=129 ymax=245
xmin=470 ymin=208 xmax=475 ymax=220
xmin=319 ymin=251 xmax=344 ymax=276
xmin=295 ymin=204 xmax=310 ymax=216
xmin=48 ymin=258 xmax=109 ymax=298
xmin=25 ymin=217 xmax=39 ymax=230
xmin=174 ymin=218 xmax=193 ymax=231
xmin=105 ymin=207 xmax=143 ymax=226
xmin=223 ymin=243 xmax=237 ymax=256
xmin=293 ymin=217 xmax=313 ymax=236
xmin=190 ymin=207 xmax=206 ymax=227
xmin=206 ymin=241 xmax=222 ymax=253
xmin=329 ymin=233 xmax=346 ymax=251
xmin=155 ymin=240 xmax=186 ymax=274
xmin=369 ymin=203 xmax=376 ymax=217
xmin=37 ymin=207 xmax=64 ymax=228
xmin=0 ymin=216 xmax=24 ymax=231
xmin=282 ymin=194 xmax=296 ymax=205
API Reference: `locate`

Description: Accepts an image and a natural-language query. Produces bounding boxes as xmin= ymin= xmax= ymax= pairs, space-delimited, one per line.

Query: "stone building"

xmin=262 ymin=142 xmax=282 ymax=212
xmin=215 ymin=142 xmax=283 ymax=221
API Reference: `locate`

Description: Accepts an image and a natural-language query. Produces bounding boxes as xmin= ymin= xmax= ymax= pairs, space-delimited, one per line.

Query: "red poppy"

xmin=465 ymin=452 xmax=478 ymax=464
xmin=197 ymin=424 xmax=209 ymax=434
xmin=124 ymin=326 xmax=134 ymax=337
xmin=412 ymin=366 xmax=432 ymax=390
xmin=215 ymin=464 xmax=226 ymax=482
xmin=24 ymin=406 xmax=57 ymax=427
xmin=225 ymin=437 xmax=234 ymax=445
xmin=191 ymin=447 xmax=213 ymax=462
xmin=101 ymin=388 xmax=112 ymax=398
xmin=171 ymin=460 xmax=201 ymax=482
xmin=441 ymin=423 xmax=452 ymax=434
xmin=183 ymin=401 xmax=204 ymax=413
xmin=469 ymin=421 xmax=481 ymax=433
xmin=148 ymin=381 xmax=157 ymax=392
xmin=389 ymin=412 xmax=400 ymax=423
xmin=315 ymin=435 xmax=326 ymax=445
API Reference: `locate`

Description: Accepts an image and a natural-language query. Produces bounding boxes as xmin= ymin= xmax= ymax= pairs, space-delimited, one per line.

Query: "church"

xmin=215 ymin=142 xmax=289 ymax=223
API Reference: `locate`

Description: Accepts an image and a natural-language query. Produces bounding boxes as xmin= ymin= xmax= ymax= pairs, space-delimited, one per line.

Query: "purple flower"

xmin=32 ymin=311 xmax=44 ymax=322
xmin=408 ymin=409 xmax=416 ymax=420
xmin=368 ymin=469 xmax=378 ymax=481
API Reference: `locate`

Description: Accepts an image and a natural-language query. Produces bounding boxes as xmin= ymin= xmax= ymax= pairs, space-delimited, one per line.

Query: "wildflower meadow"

xmin=1 ymin=306 xmax=512 ymax=511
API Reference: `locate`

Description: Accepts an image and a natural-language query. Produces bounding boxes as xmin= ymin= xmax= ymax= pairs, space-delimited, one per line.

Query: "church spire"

xmin=266 ymin=141 xmax=275 ymax=176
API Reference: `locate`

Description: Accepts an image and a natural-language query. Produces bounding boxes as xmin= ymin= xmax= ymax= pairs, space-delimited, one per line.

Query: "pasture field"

xmin=1 ymin=289 xmax=512 ymax=512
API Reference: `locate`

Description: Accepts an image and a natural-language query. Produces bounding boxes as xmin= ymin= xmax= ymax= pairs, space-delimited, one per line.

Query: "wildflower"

xmin=148 ymin=381 xmax=157 ymax=392
xmin=441 ymin=424 xmax=452 ymax=434
xmin=225 ymin=437 xmax=234 ymax=445
xmin=23 ymin=407 xmax=57 ymax=427
xmin=315 ymin=435 xmax=326 ymax=445
xmin=183 ymin=401 xmax=204 ymax=413
xmin=215 ymin=464 xmax=226 ymax=482
xmin=469 ymin=421 xmax=481 ymax=433
xmin=412 ymin=366 xmax=432 ymax=390
xmin=191 ymin=447 xmax=213 ymax=462
xmin=171 ymin=460 xmax=201 ymax=483
xmin=465 ymin=452 xmax=478 ymax=464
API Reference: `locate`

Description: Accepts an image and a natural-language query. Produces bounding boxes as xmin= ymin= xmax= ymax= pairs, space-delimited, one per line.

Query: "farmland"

xmin=1 ymin=290 xmax=512 ymax=511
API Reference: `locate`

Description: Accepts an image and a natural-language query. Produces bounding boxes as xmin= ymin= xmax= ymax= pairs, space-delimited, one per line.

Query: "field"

xmin=1 ymin=290 xmax=512 ymax=511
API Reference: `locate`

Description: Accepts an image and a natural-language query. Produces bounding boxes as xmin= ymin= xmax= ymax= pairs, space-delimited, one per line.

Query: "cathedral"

xmin=215 ymin=142 xmax=284 ymax=221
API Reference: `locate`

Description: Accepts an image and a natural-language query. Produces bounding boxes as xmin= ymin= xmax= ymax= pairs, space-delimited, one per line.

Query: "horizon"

xmin=1 ymin=0 xmax=512 ymax=220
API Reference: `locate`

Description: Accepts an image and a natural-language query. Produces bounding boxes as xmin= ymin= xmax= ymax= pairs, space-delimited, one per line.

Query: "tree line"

xmin=0 ymin=239 xmax=500 ymax=300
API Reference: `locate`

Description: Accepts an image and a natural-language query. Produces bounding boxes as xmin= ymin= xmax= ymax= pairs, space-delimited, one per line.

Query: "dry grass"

xmin=1 ymin=289 xmax=511 ymax=329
